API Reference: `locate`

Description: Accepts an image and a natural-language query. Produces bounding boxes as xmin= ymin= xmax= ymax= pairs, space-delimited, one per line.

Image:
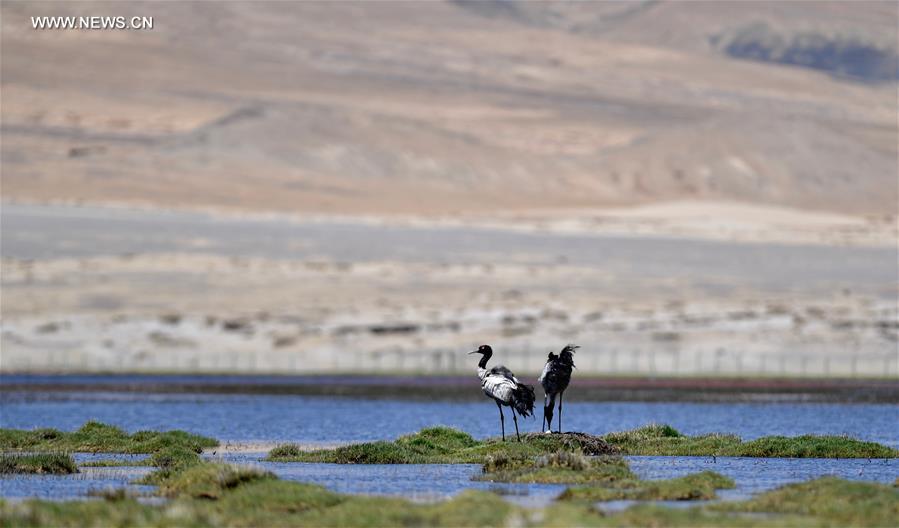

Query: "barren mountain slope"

xmin=1 ymin=0 xmax=896 ymax=215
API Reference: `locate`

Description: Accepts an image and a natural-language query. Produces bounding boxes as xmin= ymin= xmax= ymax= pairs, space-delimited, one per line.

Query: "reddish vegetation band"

xmin=2 ymin=375 xmax=897 ymax=403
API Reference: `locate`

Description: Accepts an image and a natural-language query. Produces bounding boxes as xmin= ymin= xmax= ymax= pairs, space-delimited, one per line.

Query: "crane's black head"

xmin=559 ymin=344 xmax=579 ymax=367
xmin=469 ymin=344 xmax=492 ymax=355
xmin=561 ymin=344 xmax=580 ymax=355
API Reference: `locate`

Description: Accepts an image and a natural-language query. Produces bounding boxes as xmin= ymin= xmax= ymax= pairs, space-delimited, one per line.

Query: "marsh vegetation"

xmin=0 ymin=453 xmax=77 ymax=475
xmin=0 ymin=421 xmax=216 ymax=485
xmin=603 ymin=424 xmax=898 ymax=458
xmin=0 ymin=420 xmax=217 ymax=455
xmin=1 ymin=422 xmax=896 ymax=527
xmin=477 ymin=450 xmax=735 ymax=501
xmin=268 ymin=424 xmax=898 ymax=463
xmin=1 ymin=458 xmax=895 ymax=527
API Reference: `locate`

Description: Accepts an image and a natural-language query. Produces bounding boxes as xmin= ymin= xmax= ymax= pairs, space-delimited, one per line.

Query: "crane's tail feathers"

xmin=512 ymin=383 xmax=536 ymax=417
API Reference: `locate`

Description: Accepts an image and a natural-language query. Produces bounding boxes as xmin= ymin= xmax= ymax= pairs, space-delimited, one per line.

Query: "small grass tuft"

xmin=478 ymin=453 xmax=636 ymax=485
xmin=561 ymin=470 xmax=736 ymax=501
xmin=0 ymin=453 xmax=78 ymax=475
xmin=534 ymin=450 xmax=590 ymax=471
xmin=713 ymin=476 xmax=899 ymax=527
xmin=86 ymin=488 xmax=136 ymax=502
xmin=137 ymin=445 xmax=205 ymax=486
xmin=397 ymin=426 xmax=480 ymax=452
xmin=481 ymin=451 xmax=530 ymax=473
xmin=156 ymin=462 xmax=275 ymax=499
xmin=148 ymin=445 xmax=201 ymax=470
xmin=737 ymin=435 xmax=896 ymax=458
xmin=267 ymin=443 xmax=303 ymax=459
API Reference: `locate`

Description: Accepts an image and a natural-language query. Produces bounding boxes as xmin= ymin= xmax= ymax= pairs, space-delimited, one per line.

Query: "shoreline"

xmin=3 ymin=374 xmax=898 ymax=403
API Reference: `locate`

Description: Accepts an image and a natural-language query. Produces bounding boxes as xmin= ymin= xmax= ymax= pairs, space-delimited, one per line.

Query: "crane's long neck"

xmin=476 ymin=350 xmax=492 ymax=380
xmin=477 ymin=350 xmax=492 ymax=370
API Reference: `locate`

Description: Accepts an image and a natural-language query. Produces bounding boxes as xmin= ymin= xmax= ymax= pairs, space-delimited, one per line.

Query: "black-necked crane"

xmin=538 ymin=344 xmax=578 ymax=433
xmin=469 ymin=344 xmax=535 ymax=441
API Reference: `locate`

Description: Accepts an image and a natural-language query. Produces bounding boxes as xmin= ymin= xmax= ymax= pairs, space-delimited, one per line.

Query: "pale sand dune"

xmin=460 ymin=201 xmax=897 ymax=247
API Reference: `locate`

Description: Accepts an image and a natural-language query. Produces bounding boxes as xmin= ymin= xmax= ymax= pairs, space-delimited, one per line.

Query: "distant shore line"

xmin=2 ymin=374 xmax=897 ymax=403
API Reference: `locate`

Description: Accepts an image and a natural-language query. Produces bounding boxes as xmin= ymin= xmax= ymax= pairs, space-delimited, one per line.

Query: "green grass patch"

xmin=603 ymin=424 xmax=898 ymax=458
xmin=712 ymin=476 xmax=899 ymax=527
xmin=0 ymin=421 xmax=218 ymax=454
xmin=540 ymin=500 xmax=806 ymax=527
xmin=0 ymin=453 xmax=78 ymax=475
xmin=268 ymin=425 xmax=896 ymax=464
xmin=0 ymin=459 xmax=517 ymax=527
xmin=4 ymin=459 xmax=892 ymax=528
xmin=736 ymin=435 xmax=897 ymax=458
xmin=0 ymin=453 xmax=894 ymax=528
xmin=136 ymin=445 xmax=208 ymax=486
xmin=478 ymin=449 xmax=734 ymax=501
xmin=0 ymin=421 xmax=217 ymax=484
xmin=154 ymin=462 xmax=275 ymax=499
xmin=477 ymin=451 xmax=636 ymax=485
xmin=268 ymin=426 xmax=616 ymax=464
xmin=561 ymin=470 xmax=735 ymax=501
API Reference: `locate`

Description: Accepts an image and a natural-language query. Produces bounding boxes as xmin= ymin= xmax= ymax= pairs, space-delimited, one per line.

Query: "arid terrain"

xmin=2 ymin=1 xmax=896 ymax=215
xmin=1 ymin=203 xmax=895 ymax=376
xmin=1 ymin=1 xmax=896 ymax=376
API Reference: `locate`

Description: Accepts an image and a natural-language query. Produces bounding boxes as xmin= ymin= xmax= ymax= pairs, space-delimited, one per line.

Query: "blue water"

xmin=0 ymin=465 xmax=155 ymax=501
xmin=217 ymin=454 xmax=897 ymax=504
xmin=1 ymin=391 xmax=896 ymax=447
xmin=2 ymin=453 xmax=894 ymax=504
xmin=626 ymin=456 xmax=898 ymax=497
xmin=221 ymin=457 xmax=566 ymax=505
xmin=2 ymin=391 xmax=896 ymax=502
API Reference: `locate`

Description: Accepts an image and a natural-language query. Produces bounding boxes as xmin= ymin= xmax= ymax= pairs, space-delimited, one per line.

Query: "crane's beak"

xmin=468 ymin=350 xmax=479 ymax=355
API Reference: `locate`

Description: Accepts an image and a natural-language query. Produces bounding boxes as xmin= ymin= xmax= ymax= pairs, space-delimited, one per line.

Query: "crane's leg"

xmin=501 ymin=405 xmax=507 ymax=441
xmin=541 ymin=393 xmax=548 ymax=432
xmin=511 ymin=407 xmax=521 ymax=442
xmin=558 ymin=391 xmax=563 ymax=433
xmin=544 ymin=393 xmax=555 ymax=433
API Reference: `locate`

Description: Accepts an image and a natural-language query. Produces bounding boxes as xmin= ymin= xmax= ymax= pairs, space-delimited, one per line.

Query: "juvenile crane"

xmin=538 ymin=344 xmax=578 ymax=433
xmin=469 ymin=344 xmax=536 ymax=441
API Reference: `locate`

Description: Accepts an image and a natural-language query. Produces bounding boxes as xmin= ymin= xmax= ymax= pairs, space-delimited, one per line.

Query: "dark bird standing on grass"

xmin=469 ymin=344 xmax=536 ymax=441
xmin=539 ymin=344 xmax=578 ymax=433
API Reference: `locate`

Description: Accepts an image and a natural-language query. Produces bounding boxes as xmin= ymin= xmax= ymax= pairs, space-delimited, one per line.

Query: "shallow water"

xmin=218 ymin=453 xmax=898 ymax=504
xmin=2 ymin=453 xmax=894 ymax=505
xmin=626 ymin=456 xmax=898 ymax=499
xmin=221 ymin=456 xmax=567 ymax=506
xmin=1 ymin=391 xmax=896 ymax=447
xmin=0 ymin=463 xmax=154 ymax=501
xmin=2 ymin=391 xmax=896 ymax=503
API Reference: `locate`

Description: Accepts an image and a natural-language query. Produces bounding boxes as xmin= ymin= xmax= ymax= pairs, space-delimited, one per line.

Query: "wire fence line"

xmin=6 ymin=345 xmax=897 ymax=378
